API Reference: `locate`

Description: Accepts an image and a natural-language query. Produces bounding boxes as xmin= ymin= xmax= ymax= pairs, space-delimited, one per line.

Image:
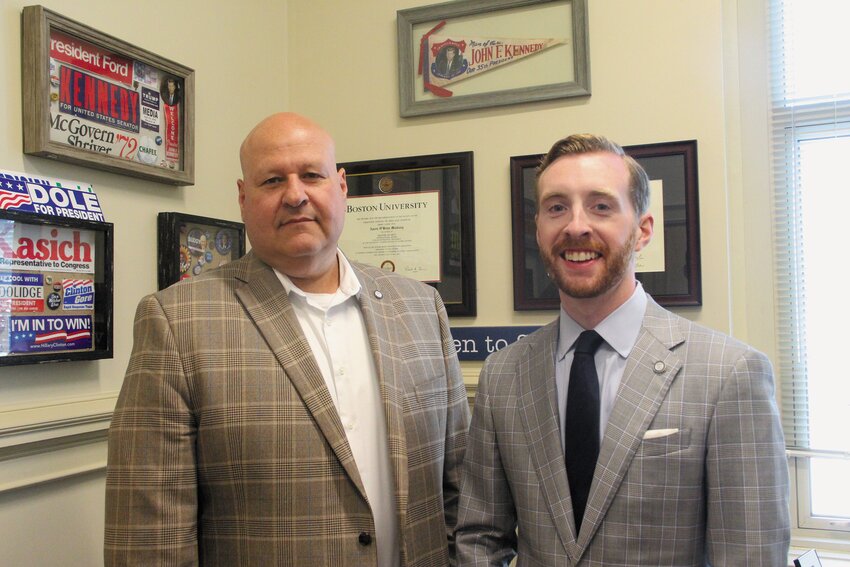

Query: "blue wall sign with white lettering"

xmin=450 ymin=326 xmax=541 ymax=361
xmin=0 ymin=170 xmax=105 ymax=222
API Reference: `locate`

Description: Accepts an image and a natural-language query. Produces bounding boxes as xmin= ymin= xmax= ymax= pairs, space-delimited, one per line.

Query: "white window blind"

xmin=769 ymin=0 xmax=850 ymax=530
xmin=770 ymin=0 xmax=850 ymax=454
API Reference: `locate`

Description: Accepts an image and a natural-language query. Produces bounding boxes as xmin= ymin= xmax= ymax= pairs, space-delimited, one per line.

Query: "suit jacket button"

xmin=358 ymin=532 xmax=372 ymax=546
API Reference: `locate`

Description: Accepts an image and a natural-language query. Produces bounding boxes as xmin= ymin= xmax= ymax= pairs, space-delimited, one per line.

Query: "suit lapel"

xmin=516 ymin=321 xmax=580 ymax=558
xmin=352 ymin=265 xmax=409 ymax=538
xmin=576 ymin=299 xmax=684 ymax=551
xmin=233 ymin=254 xmax=367 ymax=496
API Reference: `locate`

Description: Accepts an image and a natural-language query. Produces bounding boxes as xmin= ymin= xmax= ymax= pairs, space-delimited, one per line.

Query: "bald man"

xmin=105 ymin=113 xmax=470 ymax=566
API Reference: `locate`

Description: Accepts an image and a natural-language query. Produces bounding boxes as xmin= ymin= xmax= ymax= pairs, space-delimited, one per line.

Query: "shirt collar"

xmin=556 ymin=281 xmax=648 ymax=361
xmin=273 ymin=250 xmax=362 ymax=302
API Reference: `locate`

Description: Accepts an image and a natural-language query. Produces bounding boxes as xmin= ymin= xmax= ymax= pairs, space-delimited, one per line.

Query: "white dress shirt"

xmin=274 ymin=252 xmax=399 ymax=567
xmin=555 ymin=282 xmax=648 ymax=450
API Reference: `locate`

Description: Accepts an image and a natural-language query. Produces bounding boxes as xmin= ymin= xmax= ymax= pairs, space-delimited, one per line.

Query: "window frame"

xmin=767 ymin=0 xmax=850 ymax=544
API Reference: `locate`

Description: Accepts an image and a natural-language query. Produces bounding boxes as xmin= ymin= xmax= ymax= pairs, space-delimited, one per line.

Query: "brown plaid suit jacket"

xmin=455 ymin=295 xmax=790 ymax=566
xmin=105 ymin=252 xmax=469 ymax=566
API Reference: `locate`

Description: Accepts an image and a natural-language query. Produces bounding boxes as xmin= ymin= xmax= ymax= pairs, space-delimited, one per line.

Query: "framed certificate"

xmin=0 ymin=209 xmax=113 ymax=365
xmin=339 ymin=152 xmax=476 ymax=317
xmin=21 ymin=5 xmax=195 ymax=185
xmin=157 ymin=212 xmax=246 ymax=290
xmin=510 ymin=140 xmax=701 ymax=310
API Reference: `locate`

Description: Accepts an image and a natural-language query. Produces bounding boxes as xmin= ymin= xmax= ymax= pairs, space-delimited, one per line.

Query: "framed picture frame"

xmin=0 ymin=209 xmax=113 ymax=366
xmin=21 ymin=5 xmax=195 ymax=186
xmin=510 ymin=140 xmax=701 ymax=310
xmin=157 ymin=212 xmax=246 ymax=290
xmin=338 ymin=152 xmax=477 ymax=317
xmin=397 ymin=0 xmax=590 ymax=117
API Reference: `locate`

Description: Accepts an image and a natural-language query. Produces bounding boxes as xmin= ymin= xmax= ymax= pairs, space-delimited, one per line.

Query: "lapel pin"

xmin=653 ymin=361 xmax=666 ymax=374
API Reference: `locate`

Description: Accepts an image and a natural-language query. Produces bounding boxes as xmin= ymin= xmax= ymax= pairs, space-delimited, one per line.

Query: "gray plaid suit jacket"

xmin=105 ymin=252 xmax=470 ymax=566
xmin=456 ymin=295 xmax=790 ymax=566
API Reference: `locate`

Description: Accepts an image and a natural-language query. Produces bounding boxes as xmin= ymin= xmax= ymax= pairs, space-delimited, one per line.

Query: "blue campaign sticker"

xmin=0 ymin=272 xmax=43 ymax=285
xmin=0 ymin=169 xmax=105 ymax=222
xmin=8 ymin=314 xmax=93 ymax=353
xmin=61 ymin=279 xmax=94 ymax=310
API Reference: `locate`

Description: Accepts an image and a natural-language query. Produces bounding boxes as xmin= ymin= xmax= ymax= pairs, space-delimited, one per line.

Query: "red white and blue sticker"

xmin=0 ymin=272 xmax=44 ymax=313
xmin=8 ymin=315 xmax=93 ymax=353
xmin=62 ymin=279 xmax=94 ymax=310
xmin=0 ymin=169 xmax=104 ymax=222
xmin=140 ymin=87 xmax=161 ymax=132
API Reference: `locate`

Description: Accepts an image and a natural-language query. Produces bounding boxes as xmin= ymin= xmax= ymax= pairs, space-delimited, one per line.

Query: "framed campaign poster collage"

xmin=157 ymin=212 xmax=246 ymax=290
xmin=0 ymin=188 xmax=113 ymax=366
xmin=21 ymin=5 xmax=195 ymax=185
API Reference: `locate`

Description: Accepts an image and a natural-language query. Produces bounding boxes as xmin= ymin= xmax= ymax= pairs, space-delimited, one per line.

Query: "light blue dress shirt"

xmin=555 ymin=282 xmax=648 ymax=450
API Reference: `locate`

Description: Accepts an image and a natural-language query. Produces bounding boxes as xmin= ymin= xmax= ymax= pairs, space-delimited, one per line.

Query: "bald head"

xmin=239 ymin=112 xmax=337 ymax=179
xmin=236 ymin=112 xmax=348 ymax=292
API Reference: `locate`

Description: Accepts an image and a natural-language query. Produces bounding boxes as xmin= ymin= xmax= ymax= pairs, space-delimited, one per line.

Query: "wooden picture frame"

xmin=510 ymin=140 xmax=701 ymax=310
xmin=338 ymin=152 xmax=477 ymax=317
xmin=397 ymin=0 xmax=590 ymax=117
xmin=21 ymin=5 xmax=195 ymax=185
xmin=157 ymin=212 xmax=246 ymax=290
xmin=0 ymin=209 xmax=113 ymax=365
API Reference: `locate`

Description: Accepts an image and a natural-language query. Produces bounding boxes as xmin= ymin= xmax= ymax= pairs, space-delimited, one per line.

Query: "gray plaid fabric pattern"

xmin=456 ymin=295 xmax=790 ymax=566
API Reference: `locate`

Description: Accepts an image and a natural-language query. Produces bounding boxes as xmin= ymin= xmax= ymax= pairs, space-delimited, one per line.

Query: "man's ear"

xmin=338 ymin=168 xmax=348 ymax=197
xmin=634 ymin=212 xmax=654 ymax=252
xmin=535 ymin=212 xmax=541 ymax=250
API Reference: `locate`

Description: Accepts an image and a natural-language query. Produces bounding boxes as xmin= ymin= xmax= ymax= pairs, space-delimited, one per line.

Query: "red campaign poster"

xmin=47 ymin=28 xmax=183 ymax=171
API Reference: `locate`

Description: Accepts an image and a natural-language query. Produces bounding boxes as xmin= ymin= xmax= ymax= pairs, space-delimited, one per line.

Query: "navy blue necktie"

xmin=565 ymin=329 xmax=604 ymax=534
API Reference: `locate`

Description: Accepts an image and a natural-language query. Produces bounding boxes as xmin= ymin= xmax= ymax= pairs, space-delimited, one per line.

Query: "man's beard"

xmin=540 ymin=230 xmax=637 ymax=299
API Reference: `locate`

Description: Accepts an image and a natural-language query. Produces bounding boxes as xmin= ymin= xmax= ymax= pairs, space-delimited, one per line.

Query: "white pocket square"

xmin=643 ymin=428 xmax=679 ymax=440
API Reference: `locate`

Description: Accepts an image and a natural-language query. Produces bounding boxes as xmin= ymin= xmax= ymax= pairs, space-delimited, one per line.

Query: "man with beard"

xmin=455 ymin=134 xmax=790 ymax=566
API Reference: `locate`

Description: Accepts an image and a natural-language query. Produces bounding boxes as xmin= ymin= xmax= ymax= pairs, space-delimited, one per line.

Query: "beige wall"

xmin=288 ymin=0 xmax=775 ymax=373
xmin=291 ymin=0 xmax=731 ymax=334
xmin=0 ymin=0 xmax=776 ymax=564
xmin=0 ymin=1 xmax=289 ymax=564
